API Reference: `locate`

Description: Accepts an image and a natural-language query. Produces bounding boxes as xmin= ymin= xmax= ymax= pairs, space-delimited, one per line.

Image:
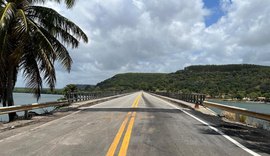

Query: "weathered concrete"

xmin=0 ymin=92 xmax=268 ymax=156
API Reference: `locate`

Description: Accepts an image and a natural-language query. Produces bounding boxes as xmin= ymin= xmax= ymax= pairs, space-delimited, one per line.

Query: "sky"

xmin=16 ymin=0 xmax=270 ymax=88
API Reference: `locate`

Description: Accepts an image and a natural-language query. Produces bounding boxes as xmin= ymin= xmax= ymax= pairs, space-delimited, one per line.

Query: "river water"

xmin=207 ymin=99 xmax=270 ymax=114
xmin=208 ymin=99 xmax=270 ymax=130
xmin=0 ymin=93 xmax=63 ymax=122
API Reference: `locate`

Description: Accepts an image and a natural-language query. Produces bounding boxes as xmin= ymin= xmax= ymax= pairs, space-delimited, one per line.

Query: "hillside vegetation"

xmin=96 ymin=73 xmax=167 ymax=91
xmin=96 ymin=64 xmax=270 ymax=99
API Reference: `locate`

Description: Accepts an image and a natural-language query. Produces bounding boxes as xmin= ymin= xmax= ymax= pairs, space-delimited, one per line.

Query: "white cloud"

xmin=198 ymin=0 xmax=270 ymax=65
xmin=15 ymin=0 xmax=270 ymax=88
xmin=220 ymin=0 xmax=232 ymax=12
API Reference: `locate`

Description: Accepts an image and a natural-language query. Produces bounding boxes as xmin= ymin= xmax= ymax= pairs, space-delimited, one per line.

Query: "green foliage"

xmin=239 ymin=115 xmax=247 ymax=123
xmin=96 ymin=64 xmax=270 ymax=99
xmin=0 ymin=0 xmax=87 ymax=107
xmin=96 ymin=73 xmax=168 ymax=91
xmin=63 ymin=84 xmax=77 ymax=94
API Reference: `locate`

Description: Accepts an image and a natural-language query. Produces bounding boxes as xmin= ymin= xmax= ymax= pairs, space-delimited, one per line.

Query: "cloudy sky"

xmin=16 ymin=0 xmax=270 ymax=88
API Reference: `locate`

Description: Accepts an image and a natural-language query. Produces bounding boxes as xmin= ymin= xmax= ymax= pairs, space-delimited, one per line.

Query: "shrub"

xmin=239 ymin=115 xmax=247 ymax=123
xmin=222 ymin=111 xmax=235 ymax=121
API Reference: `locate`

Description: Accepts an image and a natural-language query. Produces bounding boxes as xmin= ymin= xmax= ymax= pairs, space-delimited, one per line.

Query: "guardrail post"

xmin=24 ymin=110 xmax=29 ymax=119
xmin=194 ymin=94 xmax=200 ymax=109
xmin=67 ymin=93 xmax=70 ymax=104
xmin=81 ymin=93 xmax=83 ymax=101
xmin=198 ymin=95 xmax=203 ymax=105
xmin=72 ymin=93 xmax=75 ymax=103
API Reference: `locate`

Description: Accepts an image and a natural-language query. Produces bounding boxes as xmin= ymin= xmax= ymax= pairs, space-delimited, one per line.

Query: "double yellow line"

xmin=106 ymin=94 xmax=141 ymax=156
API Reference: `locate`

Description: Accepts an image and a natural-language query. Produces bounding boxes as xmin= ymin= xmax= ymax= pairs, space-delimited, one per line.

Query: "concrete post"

xmin=24 ymin=110 xmax=29 ymax=119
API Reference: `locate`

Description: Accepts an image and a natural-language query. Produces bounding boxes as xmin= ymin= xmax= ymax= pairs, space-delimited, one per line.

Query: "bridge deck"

xmin=0 ymin=92 xmax=267 ymax=156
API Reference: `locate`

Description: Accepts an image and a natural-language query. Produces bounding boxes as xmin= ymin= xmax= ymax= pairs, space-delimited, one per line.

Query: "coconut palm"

xmin=0 ymin=0 xmax=88 ymax=121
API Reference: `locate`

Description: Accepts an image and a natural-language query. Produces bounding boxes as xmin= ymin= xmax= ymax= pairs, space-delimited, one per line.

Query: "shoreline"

xmin=208 ymin=99 xmax=270 ymax=104
xmin=13 ymin=92 xmax=63 ymax=96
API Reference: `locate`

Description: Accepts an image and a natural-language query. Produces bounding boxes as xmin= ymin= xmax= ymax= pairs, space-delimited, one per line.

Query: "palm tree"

xmin=0 ymin=0 xmax=88 ymax=121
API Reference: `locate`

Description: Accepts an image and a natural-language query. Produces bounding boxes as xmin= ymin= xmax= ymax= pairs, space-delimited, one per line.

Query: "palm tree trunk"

xmin=7 ymin=65 xmax=17 ymax=121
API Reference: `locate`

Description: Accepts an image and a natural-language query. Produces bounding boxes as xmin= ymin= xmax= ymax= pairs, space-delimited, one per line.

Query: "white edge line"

xmin=147 ymin=93 xmax=261 ymax=156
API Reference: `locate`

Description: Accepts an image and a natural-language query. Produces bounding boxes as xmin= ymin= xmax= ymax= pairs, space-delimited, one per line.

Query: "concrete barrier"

xmin=204 ymin=101 xmax=270 ymax=122
xmin=0 ymin=92 xmax=131 ymax=118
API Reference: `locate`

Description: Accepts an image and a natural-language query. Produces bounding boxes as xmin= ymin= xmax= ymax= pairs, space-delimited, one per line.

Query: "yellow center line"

xmin=106 ymin=94 xmax=141 ymax=156
xmin=118 ymin=112 xmax=136 ymax=156
xmin=106 ymin=112 xmax=131 ymax=156
xmin=118 ymin=95 xmax=141 ymax=156
xmin=134 ymin=96 xmax=140 ymax=108
xmin=131 ymin=95 xmax=140 ymax=108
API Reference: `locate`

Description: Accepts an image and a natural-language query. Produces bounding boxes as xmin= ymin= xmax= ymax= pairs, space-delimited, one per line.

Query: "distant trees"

xmin=63 ymin=84 xmax=78 ymax=94
xmin=95 ymin=64 xmax=270 ymax=100
xmin=184 ymin=64 xmax=267 ymax=72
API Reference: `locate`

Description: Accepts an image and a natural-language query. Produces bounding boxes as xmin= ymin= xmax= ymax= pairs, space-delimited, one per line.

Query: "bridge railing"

xmin=0 ymin=91 xmax=128 ymax=119
xmin=151 ymin=92 xmax=270 ymax=122
xmin=203 ymin=101 xmax=270 ymax=122
xmin=65 ymin=91 xmax=127 ymax=103
xmin=153 ymin=92 xmax=206 ymax=107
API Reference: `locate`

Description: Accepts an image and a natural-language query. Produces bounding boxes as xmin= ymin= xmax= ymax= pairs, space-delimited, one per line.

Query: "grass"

xmin=222 ymin=111 xmax=236 ymax=121
xmin=221 ymin=111 xmax=247 ymax=123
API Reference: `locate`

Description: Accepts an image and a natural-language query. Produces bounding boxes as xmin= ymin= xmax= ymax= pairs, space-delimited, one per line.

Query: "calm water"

xmin=207 ymin=99 xmax=270 ymax=115
xmin=208 ymin=99 xmax=270 ymax=130
xmin=0 ymin=93 xmax=63 ymax=122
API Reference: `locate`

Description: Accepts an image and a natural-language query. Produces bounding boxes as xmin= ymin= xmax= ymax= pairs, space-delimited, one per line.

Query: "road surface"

xmin=0 ymin=92 xmax=263 ymax=156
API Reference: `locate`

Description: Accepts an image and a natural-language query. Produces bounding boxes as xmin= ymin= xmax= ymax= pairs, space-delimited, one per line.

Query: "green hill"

xmin=96 ymin=64 xmax=270 ymax=99
xmin=96 ymin=73 xmax=167 ymax=91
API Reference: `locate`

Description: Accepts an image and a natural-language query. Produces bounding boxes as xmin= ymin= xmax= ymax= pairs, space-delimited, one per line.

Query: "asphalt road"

xmin=0 ymin=92 xmax=262 ymax=156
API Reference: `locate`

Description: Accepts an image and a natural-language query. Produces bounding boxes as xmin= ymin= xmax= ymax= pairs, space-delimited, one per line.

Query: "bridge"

xmin=0 ymin=92 xmax=269 ymax=156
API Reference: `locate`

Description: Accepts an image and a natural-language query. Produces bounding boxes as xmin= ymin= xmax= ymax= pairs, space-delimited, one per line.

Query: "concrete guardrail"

xmin=0 ymin=91 xmax=131 ymax=119
xmin=150 ymin=91 xmax=270 ymax=122
xmin=204 ymin=101 xmax=270 ymax=122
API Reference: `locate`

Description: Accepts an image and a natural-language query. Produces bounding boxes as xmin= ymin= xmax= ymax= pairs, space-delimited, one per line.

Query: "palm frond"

xmin=27 ymin=18 xmax=56 ymax=59
xmin=17 ymin=9 xmax=28 ymax=32
xmin=35 ymin=19 xmax=80 ymax=48
xmin=27 ymin=6 xmax=88 ymax=44
xmin=21 ymin=51 xmax=43 ymax=99
xmin=27 ymin=0 xmax=75 ymax=8
xmin=0 ymin=2 xmax=16 ymax=31
xmin=40 ymin=26 xmax=73 ymax=71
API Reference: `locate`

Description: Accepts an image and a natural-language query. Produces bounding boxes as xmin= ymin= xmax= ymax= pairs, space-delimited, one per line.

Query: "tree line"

xmin=95 ymin=64 xmax=270 ymax=100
